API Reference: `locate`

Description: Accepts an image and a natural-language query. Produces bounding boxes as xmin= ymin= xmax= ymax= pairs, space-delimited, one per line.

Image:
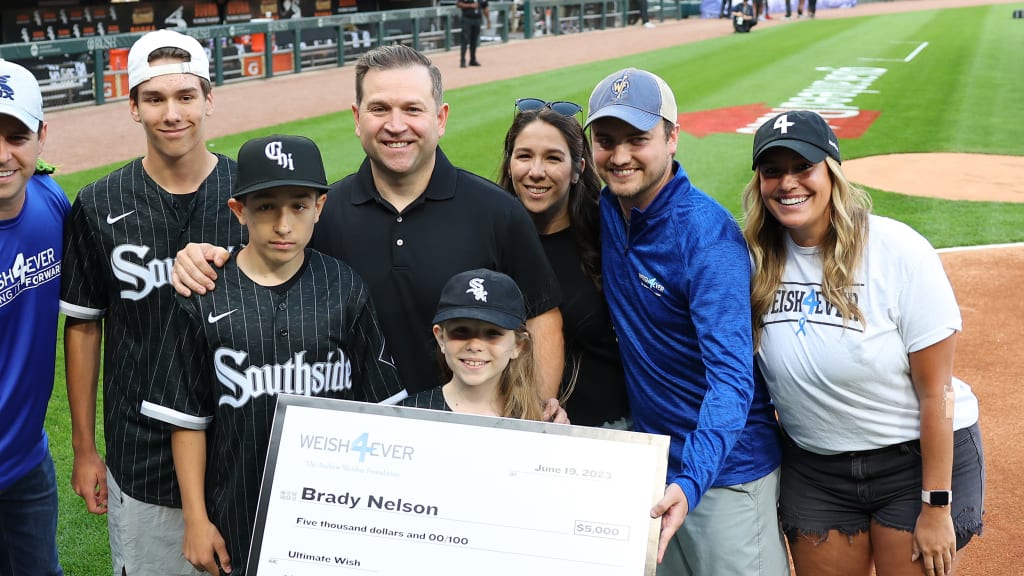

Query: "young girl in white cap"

xmin=402 ymin=268 xmax=552 ymax=421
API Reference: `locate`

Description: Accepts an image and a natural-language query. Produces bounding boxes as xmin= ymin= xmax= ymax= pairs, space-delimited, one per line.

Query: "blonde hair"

xmin=742 ymin=157 xmax=872 ymax=351
xmin=437 ymin=324 xmax=545 ymax=421
xmin=500 ymin=328 xmax=545 ymax=421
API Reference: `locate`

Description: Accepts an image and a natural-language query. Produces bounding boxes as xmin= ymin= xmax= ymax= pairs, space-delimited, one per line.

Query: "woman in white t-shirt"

xmin=742 ymin=110 xmax=984 ymax=576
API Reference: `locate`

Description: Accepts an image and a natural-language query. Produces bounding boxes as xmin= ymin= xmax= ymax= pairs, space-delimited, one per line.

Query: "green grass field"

xmin=44 ymin=3 xmax=1024 ymax=573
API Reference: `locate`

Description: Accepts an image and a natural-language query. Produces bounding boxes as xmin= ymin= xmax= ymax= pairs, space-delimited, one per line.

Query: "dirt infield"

xmin=940 ymin=246 xmax=1023 ymax=575
xmin=44 ymin=0 xmax=1022 ymax=572
xmin=844 ymin=153 xmax=1024 ymax=203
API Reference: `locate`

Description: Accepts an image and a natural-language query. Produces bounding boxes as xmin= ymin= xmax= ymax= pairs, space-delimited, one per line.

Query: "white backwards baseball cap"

xmin=127 ymin=29 xmax=210 ymax=90
xmin=0 ymin=59 xmax=44 ymax=133
xmin=585 ymin=68 xmax=677 ymax=131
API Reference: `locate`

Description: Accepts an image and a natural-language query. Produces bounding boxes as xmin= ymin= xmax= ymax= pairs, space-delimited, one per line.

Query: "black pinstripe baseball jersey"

xmin=141 ymin=250 xmax=405 ymax=573
xmin=59 ymin=155 xmax=246 ymax=507
xmin=399 ymin=387 xmax=451 ymax=412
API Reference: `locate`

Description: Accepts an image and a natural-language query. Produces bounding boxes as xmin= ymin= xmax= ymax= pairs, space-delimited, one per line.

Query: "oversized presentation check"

xmin=247 ymin=395 xmax=671 ymax=575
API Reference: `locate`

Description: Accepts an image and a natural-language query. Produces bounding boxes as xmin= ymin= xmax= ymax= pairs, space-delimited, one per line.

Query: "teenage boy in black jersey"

xmin=141 ymin=134 xmax=406 ymax=575
xmin=61 ymin=29 xmax=246 ymax=576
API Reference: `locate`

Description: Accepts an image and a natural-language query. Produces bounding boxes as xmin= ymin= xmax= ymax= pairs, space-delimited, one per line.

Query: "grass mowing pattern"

xmin=47 ymin=4 xmax=1023 ymax=573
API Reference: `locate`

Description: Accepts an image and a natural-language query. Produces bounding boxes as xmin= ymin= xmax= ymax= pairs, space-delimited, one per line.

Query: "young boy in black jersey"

xmin=141 ymin=134 xmax=406 ymax=575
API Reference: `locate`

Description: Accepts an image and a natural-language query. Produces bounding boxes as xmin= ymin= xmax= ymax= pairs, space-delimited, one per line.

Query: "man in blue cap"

xmin=585 ymin=68 xmax=789 ymax=575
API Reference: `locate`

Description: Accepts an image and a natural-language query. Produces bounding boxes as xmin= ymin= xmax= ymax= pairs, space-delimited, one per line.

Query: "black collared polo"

xmin=312 ymin=148 xmax=560 ymax=393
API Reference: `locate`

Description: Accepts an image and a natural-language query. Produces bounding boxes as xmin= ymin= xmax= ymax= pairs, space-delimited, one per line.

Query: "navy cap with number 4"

xmin=752 ymin=111 xmax=842 ymax=170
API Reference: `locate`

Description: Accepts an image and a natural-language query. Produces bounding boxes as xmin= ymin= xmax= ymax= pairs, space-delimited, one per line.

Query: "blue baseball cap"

xmin=585 ymin=68 xmax=677 ymax=131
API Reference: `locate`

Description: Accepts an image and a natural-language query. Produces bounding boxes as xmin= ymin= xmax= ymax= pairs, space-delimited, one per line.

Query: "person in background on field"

xmin=753 ymin=0 xmax=770 ymax=20
xmin=170 ymin=45 xmax=566 ymax=413
xmin=783 ymin=0 xmax=806 ymax=19
xmin=586 ymin=67 xmax=788 ymax=575
xmin=402 ymin=268 xmax=556 ymax=422
xmin=60 ymin=29 xmax=246 ymax=576
xmin=743 ymin=110 xmax=984 ymax=576
xmin=732 ymin=0 xmax=758 ymax=32
xmin=637 ymin=0 xmax=656 ymax=28
xmin=497 ymin=98 xmax=630 ymax=428
xmin=457 ymin=0 xmax=489 ymax=67
xmin=141 ymin=134 xmax=405 ymax=575
xmin=0 ymin=58 xmax=67 ymax=576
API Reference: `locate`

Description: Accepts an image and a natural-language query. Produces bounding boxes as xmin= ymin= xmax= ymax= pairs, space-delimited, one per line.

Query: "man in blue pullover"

xmin=585 ymin=68 xmax=788 ymax=575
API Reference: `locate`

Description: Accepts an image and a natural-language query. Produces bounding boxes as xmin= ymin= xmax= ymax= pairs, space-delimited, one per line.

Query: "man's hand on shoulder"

xmin=172 ymin=243 xmax=230 ymax=297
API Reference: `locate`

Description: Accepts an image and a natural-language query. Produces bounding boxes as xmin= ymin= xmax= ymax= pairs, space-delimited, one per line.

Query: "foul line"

xmin=859 ymin=41 xmax=929 ymax=63
xmin=937 ymin=242 xmax=1024 ymax=254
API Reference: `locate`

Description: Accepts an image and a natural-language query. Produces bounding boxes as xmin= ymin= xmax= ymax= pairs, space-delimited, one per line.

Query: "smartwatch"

xmin=921 ymin=489 xmax=952 ymax=507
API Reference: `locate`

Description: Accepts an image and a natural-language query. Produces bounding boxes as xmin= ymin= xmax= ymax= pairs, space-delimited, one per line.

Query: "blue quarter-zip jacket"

xmin=600 ymin=162 xmax=781 ymax=511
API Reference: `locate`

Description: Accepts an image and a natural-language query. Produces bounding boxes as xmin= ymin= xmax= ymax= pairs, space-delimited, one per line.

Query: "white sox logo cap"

xmin=127 ymin=29 xmax=211 ymax=90
xmin=233 ymin=134 xmax=329 ymax=198
xmin=752 ymin=110 xmax=842 ymax=169
xmin=0 ymin=59 xmax=43 ymax=133
xmin=432 ymin=269 xmax=526 ymax=330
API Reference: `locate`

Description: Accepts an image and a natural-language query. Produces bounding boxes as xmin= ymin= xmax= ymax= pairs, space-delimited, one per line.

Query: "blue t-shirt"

xmin=0 ymin=174 xmax=69 ymax=489
xmin=600 ymin=162 xmax=781 ymax=511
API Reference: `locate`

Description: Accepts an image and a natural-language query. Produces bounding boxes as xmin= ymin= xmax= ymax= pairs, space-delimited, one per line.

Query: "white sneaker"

xmin=643 ymin=21 xmax=656 ymax=28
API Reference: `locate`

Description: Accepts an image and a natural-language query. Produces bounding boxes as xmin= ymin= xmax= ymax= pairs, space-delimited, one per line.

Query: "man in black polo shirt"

xmin=456 ymin=0 xmax=489 ymax=67
xmin=173 ymin=45 xmax=564 ymax=400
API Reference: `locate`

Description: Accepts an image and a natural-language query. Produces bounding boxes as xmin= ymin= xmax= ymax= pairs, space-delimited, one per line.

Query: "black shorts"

xmin=779 ymin=421 xmax=985 ymax=549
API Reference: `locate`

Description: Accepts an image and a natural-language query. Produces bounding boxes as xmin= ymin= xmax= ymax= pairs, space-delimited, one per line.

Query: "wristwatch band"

xmin=921 ymin=489 xmax=952 ymax=507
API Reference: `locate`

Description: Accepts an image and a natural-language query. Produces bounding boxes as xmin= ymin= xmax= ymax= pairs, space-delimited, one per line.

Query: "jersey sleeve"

xmin=345 ymin=280 xmax=407 ymax=406
xmin=140 ymin=294 xmax=215 ymax=430
xmin=499 ymin=200 xmax=562 ymax=317
xmin=59 ymin=194 xmax=107 ymax=319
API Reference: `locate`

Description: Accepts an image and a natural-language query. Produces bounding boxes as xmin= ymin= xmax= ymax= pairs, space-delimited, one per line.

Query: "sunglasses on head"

xmin=514 ymin=98 xmax=583 ymax=117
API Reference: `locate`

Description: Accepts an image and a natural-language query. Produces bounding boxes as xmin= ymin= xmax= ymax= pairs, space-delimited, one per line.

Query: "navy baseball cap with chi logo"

xmin=433 ymin=269 xmax=526 ymax=330
xmin=0 ymin=59 xmax=44 ymax=133
xmin=233 ymin=134 xmax=330 ymax=198
xmin=585 ymin=68 xmax=677 ymax=131
xmin=752 ymin=110 xmax=842 ymax=169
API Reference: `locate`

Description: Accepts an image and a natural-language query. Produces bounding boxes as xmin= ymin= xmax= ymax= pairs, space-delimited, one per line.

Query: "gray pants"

xmin=106 ymin=470 xmax=204 ymax=576
xmin=657 ymin=467 xmax=790 ymax=576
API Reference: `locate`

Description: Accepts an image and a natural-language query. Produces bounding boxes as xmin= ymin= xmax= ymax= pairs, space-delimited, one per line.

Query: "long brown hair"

xmin=742 ymin=157 xmax=872 ymax=351
xmin=498 ymin=108 xmax=603 ymax=291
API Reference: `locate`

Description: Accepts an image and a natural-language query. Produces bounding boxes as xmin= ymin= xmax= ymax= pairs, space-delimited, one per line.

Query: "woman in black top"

xmin=497 ymin=99 xmax=630 ymax=428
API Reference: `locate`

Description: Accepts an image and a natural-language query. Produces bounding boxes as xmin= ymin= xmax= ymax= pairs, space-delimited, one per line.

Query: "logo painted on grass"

xmin=679 ymin=66 xmax=886 ymax=139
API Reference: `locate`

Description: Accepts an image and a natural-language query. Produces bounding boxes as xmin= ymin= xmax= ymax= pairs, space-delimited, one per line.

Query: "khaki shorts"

xmin=657 ymin=467 xmax=790 ymax=576
xmin=106 ymin=470 xmax=205 ymax=576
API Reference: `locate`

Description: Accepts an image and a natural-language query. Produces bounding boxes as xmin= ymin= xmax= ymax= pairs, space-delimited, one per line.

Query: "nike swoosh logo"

xmin=207 ymin=309 xmax=238 ymax=323
xmin=106 ymin=211 xmax=135 ymax=224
